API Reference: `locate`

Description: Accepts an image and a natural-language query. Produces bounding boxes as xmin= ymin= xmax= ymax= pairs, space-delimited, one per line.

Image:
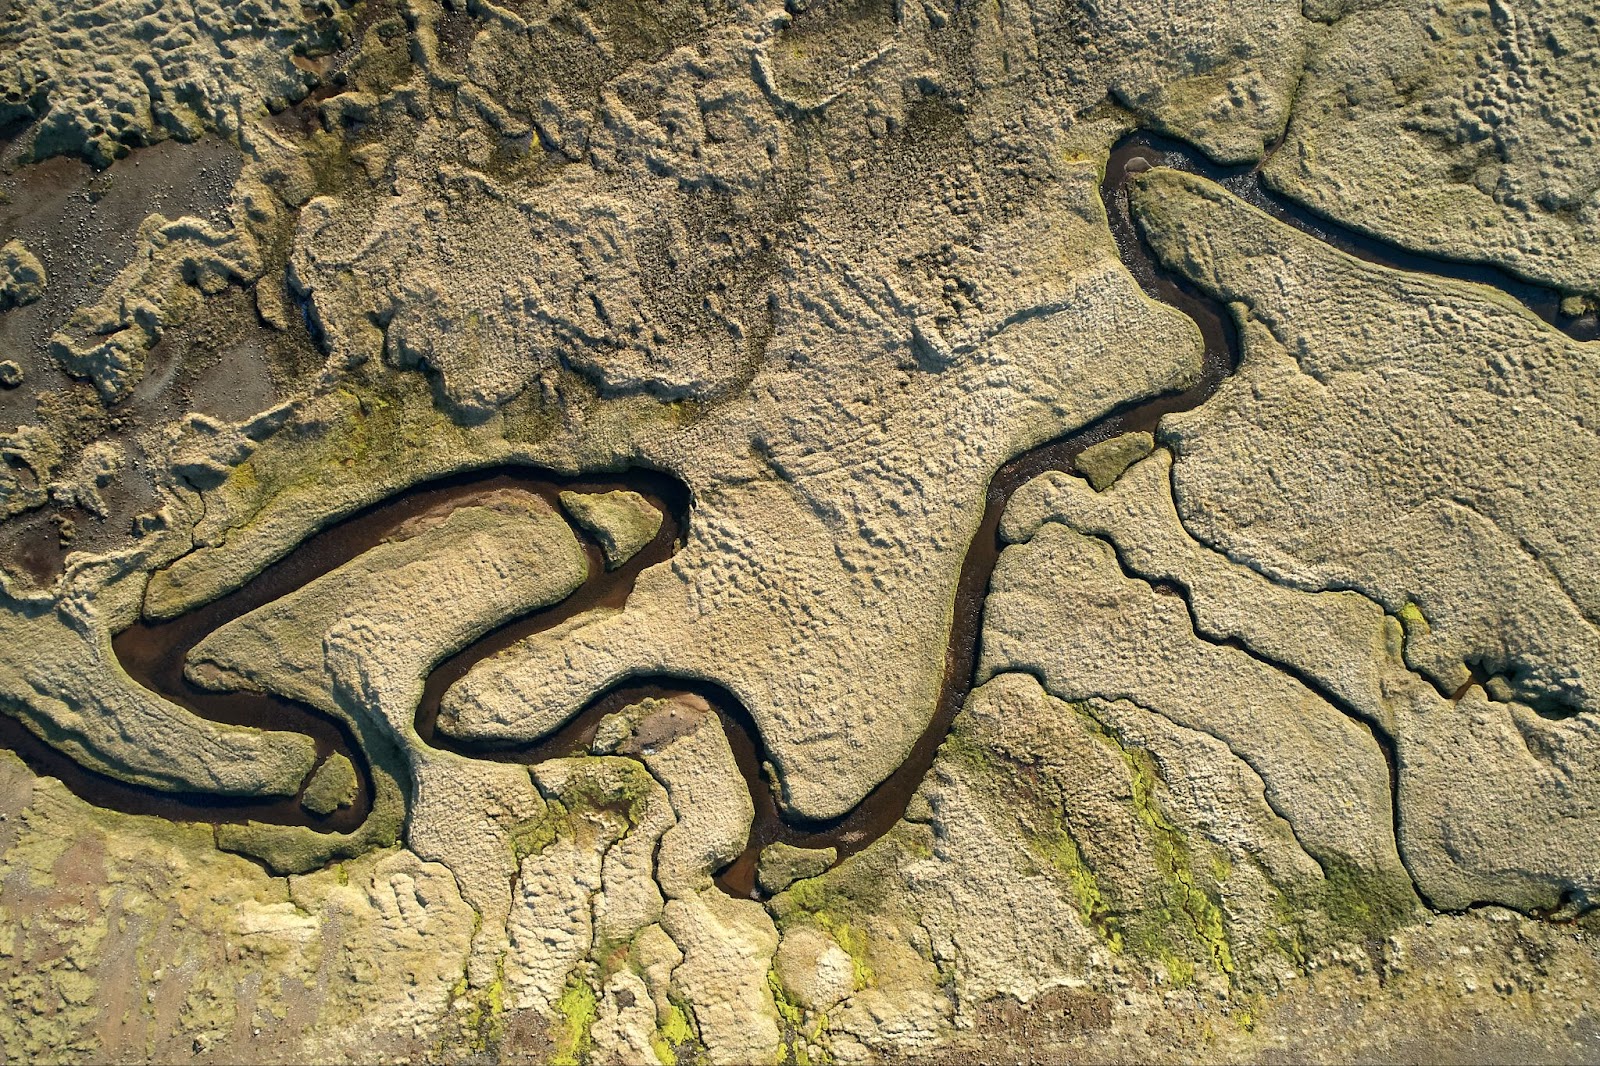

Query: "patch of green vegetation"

xmin=948 ymin=695 xmax=1240 ymax=976
xmin=1123 ymin=743 xmax=1235 ymax=976
xmin=497 ymin=367 xmax=590 ymax=446
xmin=508 ymin=796 xmax=568 ymax=860
xmin=511 ymin=759 xmax=659 ymax=863
xmin=651 ymin=999 xmax=697 ymax=1066
xmin=213 ymin=717 xmax=408 ymax=875
xmin=1026 ymin=814 xmax=1125 ymax=952
xmin=550 ymin=970 xmax=597 ymax=1066
xmin=561 ymin=759 xmax=658 ymax=824
xmin=768 ymin=970 xmax=831 ymax=1066
xmin=780 ymin=877 xmax=876 ymax=990
xmin=1053 ymin=701 xmax=1235 ymax=978
xmin=1275 ymin=855 xmax=1416 ymax=967
xmin=439 ymin=956 xmax=509 ymax=1057
xmin=302 ymin=129 xmax=368 ymax=198
xmin=1160 ymin=949 xmax=1197 ymax=988
xmin=935 ymin=723 xmax=999 ymax=773
xmin=1265 ymin=886 xmax=1310 ymax=968
xmin=214 ymin=799 xmax=399 ymax=875
xmin=769 ymin=969 xmax=804 ymax=1029
xmin=1233 ymin=991 xmax=1263 ymax=1032
xmin=346 ymin=8 xmax=415 ymax=96
xmin=1396 ymin=601 xmax=1430 ymax=640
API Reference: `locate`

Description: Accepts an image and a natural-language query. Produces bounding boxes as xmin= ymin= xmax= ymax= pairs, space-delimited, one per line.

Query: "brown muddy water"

xmin=5 ymin=130 xmax=1589 ymax=896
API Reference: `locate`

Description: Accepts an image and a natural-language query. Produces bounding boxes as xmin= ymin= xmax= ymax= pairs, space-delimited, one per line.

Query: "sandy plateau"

xmin=2 ymin=0 xmax=1600 ymax=1061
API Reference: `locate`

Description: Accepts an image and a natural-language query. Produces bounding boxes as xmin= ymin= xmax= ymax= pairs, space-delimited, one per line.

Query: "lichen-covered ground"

xmin=2 ymin=0 xmax=1599 ymax=1061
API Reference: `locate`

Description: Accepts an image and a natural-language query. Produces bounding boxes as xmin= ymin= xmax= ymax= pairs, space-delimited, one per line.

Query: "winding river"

xmin=2 ymin=131 xmax=1591 ymax=898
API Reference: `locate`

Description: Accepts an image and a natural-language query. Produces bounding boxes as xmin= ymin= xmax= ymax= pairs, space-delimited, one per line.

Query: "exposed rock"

xmin=0 ymin=361 xmax=21 ymax=388
xmin=758 ymin=842 xmax=837 ymax=895
xmin=2 ymin=0 xmax=1599 ymax=1057
xmin=46 ymin=440 xmax=125 ymax=518
xmin=498 ymin=703 xmax=777 ymax=1061
xmin=1134 ymin=166 xmax=1600 ymax=716
xmin=429 ymin=152 xmax=1203 ymax=821
xmin=756 ymin=0 xmax=1305 ymax=162
xmin=1091 ymin=0 xmax=1306 ymax=162
xmin=300 ymin=752 xmax=357 ymax=816
xmin=1072 ymin=430 xmax=1154 ymax=491
xmin=141 ymin=386 xmax=571 ymax=621
xmin=503 ymin=801 xmax=608 ymax=1015
xmin=166 ymin=406 xmax=294 ymax=493
xmin=189 ymin=498 xmax=586 ymax=738
xmin=505 ymin=754 xmax=674 ymax=1009
xmin=662 ymin=889 xmax=781 ymax=1065
xmin=0 ymin=569 xmax=317 ymax=799
xmin=980 ymin=518 xmax=1414 ymax=905
xmin=774 ymin=924 xmax=856 ymax=1012
xmin=591 ymin=969 xmax=663 ymax=1065
xmin=0 ymin=751 xmax=476 ymax=1064
xmin=49 ymin=214 xmax=263 ymax=400
xmin=558 ymin=489 xmax=663 ymax=569
xmin=0 ymin=240 xmax=47 ymax=310
xmin=1007 ymin=452 xmax=1402 ymax=739
xmin=0 ymin=423 xmax=63 ymax=521
xmin=593 ymin=694 xmax=753 ymax=899
xmin=185 ymin=496 xmax=585 ymax=874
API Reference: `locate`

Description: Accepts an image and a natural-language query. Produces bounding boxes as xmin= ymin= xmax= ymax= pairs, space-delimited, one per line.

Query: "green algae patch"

xmin=215 ymin=810 xmax=395 ymax=876
xmin=145 ymin=375 xmax=497 ymax=619
xmin=445 ymin=958 xmax=511 ymax=1056
xmin=769 ymin=969 xmax=832 ymax=1066
xmin=550 ymin=971 xmax=597 ymax=1066
xmin=557 ymin=758 xmax=659 ymax=825
xmin=962 ymin=690 xmax=1240 ymax=978
xmin=777 ymin=877 xmax=876 ymax=991
xmin=1114 ymin=732 xmax=1235 ymax=978
xmin=651 ymin=1000 xmax=697 ymax=1066
xmin=1265 ymin=857 xmax=1418 ymax=968
xmin=509 ymin=799 xmax=565 ymax=860
xmin=765 ymin=829 xmax=926 ymax=1003
xmin=515 ymin=757 xmax=660 ymax=861
xmin=1026 ymin=812 xmax=1124 ymax=952
xmin=1396 ymin=601 xmax=1431 ymax=642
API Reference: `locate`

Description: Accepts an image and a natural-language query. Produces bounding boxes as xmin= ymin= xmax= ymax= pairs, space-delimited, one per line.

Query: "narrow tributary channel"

xmin=1 ymin=131 xmax=1587 ymax=898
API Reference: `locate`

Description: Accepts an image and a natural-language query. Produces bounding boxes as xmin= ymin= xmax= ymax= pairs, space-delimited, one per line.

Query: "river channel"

xmin=1 ymin=130 xmax=1588 ymax=897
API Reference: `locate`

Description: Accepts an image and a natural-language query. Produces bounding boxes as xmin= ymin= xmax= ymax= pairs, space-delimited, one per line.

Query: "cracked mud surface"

xmin=3 ymin=0 xmax=1600 ymax=1061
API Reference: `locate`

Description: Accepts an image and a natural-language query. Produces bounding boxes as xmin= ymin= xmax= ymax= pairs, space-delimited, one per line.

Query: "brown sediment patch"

xmin=6 ymin=128 xmax=1573 ymax=891
xmin=0 ymin=138 xmax=253 ymax=587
